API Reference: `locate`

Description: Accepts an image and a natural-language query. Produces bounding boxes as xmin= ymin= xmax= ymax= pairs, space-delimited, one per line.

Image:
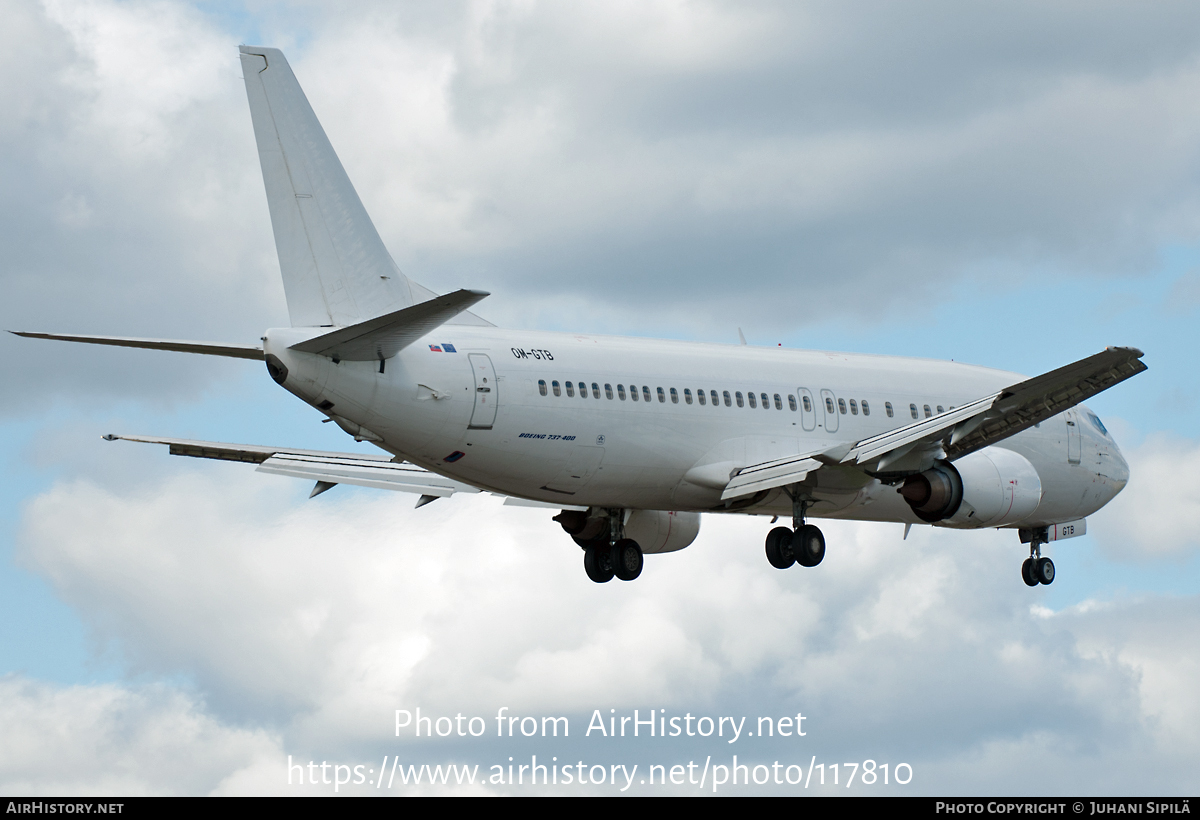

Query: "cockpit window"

xmin=1086 ymin=410 xmax=1109 ymax=436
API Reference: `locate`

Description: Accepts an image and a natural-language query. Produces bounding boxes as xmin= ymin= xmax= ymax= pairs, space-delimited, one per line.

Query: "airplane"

xmin=12 ymin=47 xmax=1145 ymax=588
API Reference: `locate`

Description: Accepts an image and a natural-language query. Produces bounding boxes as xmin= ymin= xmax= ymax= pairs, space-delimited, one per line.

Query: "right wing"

xmin=105 ymin=434 xmax=482 ymax=501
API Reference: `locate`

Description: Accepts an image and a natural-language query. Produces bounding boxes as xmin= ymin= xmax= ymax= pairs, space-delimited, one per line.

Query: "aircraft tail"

xmin=239 ymin=46 xmax=491 ymax=328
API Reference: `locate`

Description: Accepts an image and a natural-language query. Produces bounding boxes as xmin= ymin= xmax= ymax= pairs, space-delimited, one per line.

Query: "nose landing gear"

xmin=764 ymin=490 xmax=825 ymax=571
xmin=1021 ymin=532 xmax=1054 ymax=587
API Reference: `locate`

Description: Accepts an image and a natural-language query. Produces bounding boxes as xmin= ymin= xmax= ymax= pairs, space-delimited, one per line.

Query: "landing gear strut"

xmin=765 ymin=489 xmax=825 ymax=570
xmin=1021 ymin=533 xmax=1054 ymax=587
xmin=582 ymin=510 xmax=643 ymax=584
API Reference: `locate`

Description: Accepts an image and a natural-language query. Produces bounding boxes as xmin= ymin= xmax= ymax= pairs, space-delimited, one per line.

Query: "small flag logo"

xmin=429 ymin=345 xmax=443 ymax=352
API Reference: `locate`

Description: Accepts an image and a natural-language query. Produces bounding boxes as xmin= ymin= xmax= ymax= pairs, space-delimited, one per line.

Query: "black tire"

xmin=614 ymin=539 xmax=644 ymax=581
xmin=765 ymin=526 xmax=795 ymax=569
xmin=1021 ymin=558 xmax=1038 ymax=587
xmin=584 ymin=544 xmax=615 ymax=583
xmin=1035 ymin=556 xmax=1055 ymax=585
xmin=794 ymin=525 xmax=825 ymax=567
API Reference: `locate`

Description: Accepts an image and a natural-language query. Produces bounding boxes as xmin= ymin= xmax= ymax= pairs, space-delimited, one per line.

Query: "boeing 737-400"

xmin=13 ymin=47 xmax=1145 ymax=588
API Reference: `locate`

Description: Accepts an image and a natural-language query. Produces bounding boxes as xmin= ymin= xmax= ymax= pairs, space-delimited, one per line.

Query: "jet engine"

xmin=898 ymin=447 xmax=1043 ymax=528
xmin=554 ymin=509 xmax=701 ymax=553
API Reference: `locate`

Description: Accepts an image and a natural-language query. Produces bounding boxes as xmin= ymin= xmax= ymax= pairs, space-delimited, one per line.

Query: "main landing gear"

xmin=582 ymin=511 xmax=643 ymax=584
xmin=765 ymin=491 xmax=825 ymax=570
xmin=1021 ymin=532 xmax=1054 ymax=587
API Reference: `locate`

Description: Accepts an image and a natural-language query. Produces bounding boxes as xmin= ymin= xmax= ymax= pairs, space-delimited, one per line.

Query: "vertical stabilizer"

xmin=240 ymin=46 xmax=420 ymax=328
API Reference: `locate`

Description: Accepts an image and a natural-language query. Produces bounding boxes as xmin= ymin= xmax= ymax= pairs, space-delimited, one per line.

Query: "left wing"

xmin=721 ymin=346 xmax=1146 ymax=500
xmin=105 ymin=434 xmax=482 ymax=503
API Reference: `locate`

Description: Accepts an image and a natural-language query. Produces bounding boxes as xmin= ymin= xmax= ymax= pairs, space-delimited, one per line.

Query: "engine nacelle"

xmin=624 ymin=510 xmax=701 ymax=554
xmin=554 ymin=509 xmax=701 ymax=553
xmin=898 ymin=447 xmax=1043 ymax=528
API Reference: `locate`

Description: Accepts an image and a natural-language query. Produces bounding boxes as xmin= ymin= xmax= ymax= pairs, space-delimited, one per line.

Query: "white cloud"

xmin=1090 ymin=433 xmax=1200 ymax=559
xmin=0 ymin=676 xmax=282 ymax=795
xmin=11 ymin=466 xmax=1200 ymax=794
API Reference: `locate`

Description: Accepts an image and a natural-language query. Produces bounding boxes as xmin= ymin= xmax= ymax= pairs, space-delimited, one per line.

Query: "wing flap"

xmin=257 ymin=453 xmax=480 ymax=496
xmin=720 ymin=453 xmax=824 ymax=500
xmin=106 ymin=434 xmax=481 ymax=497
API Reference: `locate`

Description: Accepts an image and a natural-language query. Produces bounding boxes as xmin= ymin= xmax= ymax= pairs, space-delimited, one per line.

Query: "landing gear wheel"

xmin=583 ymin=544 xmax=615 ymax=583
xmin=765 ymin=527 xmax=795 ymax=569
xmin=794 ymin=524 xmax=825 ymax=567
xmin=1021 ymin=558 xmax=1038 ymax=587
xmin=613 ymin=539 xmax=644 ymax=581
xmin=1035 ymin=556 xmax=1055 ymax=585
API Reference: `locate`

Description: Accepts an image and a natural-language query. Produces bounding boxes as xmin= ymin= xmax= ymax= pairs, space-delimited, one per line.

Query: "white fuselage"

xmin=264 ymin=325 xmax=1128 ymax=529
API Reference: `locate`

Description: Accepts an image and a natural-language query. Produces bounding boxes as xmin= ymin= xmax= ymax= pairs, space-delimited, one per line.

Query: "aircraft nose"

xmin=1108 ymin=440 xmax=1130 ymax=496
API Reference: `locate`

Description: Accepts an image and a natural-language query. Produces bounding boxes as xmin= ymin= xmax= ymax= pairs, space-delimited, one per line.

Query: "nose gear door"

xmin=468 ymin=353 xmax=498 ymax=429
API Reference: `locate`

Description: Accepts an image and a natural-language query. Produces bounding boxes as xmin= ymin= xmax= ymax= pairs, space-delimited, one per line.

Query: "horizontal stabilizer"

xmin=11 ymin=332 xmax=264 ymax=360
xmin=289 ymin=289 xmax=488 ymax=361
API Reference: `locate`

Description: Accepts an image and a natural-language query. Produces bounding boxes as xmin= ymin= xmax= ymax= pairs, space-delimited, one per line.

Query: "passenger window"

xmin=670 ymin=387 xmax=679 ymax=404
xmin=910 ymin=403 xmax=918 ymax=419
xmin=838 ymin=398 xmax=847 ymax=414
xmin=826 ymin=397 xmax=835 ymax=414
xmin=885 ymin=401 xmax=893 ymax=418
xmin=618 ymin=384 xmax=626 ymax=401
xmin=711 ymin=390 xmax=719 ymax=407
xmin=592 ymin=383 xmax=601 ymax=399
xmin=684 ymin=388 xmax=693 ymax=405
xmin=566 ymin=381 xmax=575 ymax=398
xmin=761 ymin=393 xmax=770 ymax=410
xmin=538 ymin=379 xmax=547 ymax=397
xmin=723 ymin=390 xmax=732 ymax=407
xmin=935 ymin=405 xmax=943 ymax=414
xmin=630 ymin=384 xmax=639 ymax=401
xmin=789 ymin=395 xmax=798 ymax=412
xmin=747 ymin=392 xmax=757 ymax=409
xmin=923 ymin=405 xmax=932 ymax=418
xmin=862 ymin=400 xmax=870 ymax=416
xmin=657 ymin=387 xmax=666 ymax=403
xmin=736 ymin=392 xmax=745 ymax=408
xmin=849 ymin=399 xmax=858 ymax=415
xmin=802 ymin=396 xmax=811 ymax=412
xmin=605 ymin=383 xmax=613 ymax=400
xmin=579 ymin=382 xmax=589 ymax=399
xmin=643 ymin=386 xmax=652 ymax=402
xmin=698 ymin=389 xmax=706 ymax=406
xmin=774 ymin=393 xmax=783 ymax=410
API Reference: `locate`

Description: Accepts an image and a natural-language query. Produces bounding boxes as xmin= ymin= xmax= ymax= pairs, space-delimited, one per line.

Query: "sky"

xmin=1 ymin=0 xmax=1198 ymax=796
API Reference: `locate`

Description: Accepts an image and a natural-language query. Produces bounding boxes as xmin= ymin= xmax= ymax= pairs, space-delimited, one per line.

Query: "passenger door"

xmin=468 ymin=353 xmax=498 ymax=429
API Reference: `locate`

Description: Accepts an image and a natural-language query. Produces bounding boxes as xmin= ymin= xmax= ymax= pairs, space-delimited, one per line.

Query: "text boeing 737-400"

xmin=12 ymin=47 xmax=1145 ymax=588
